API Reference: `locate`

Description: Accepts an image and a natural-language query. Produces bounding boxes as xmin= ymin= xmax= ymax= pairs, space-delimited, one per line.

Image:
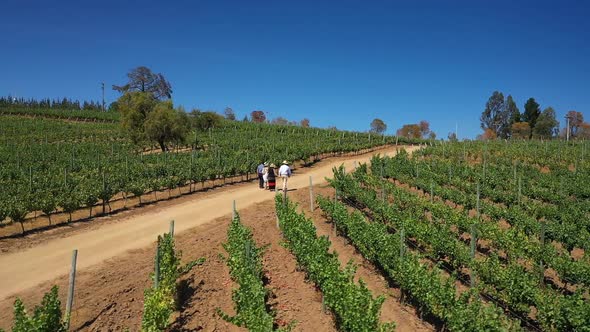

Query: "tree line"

xmin=0 ymin=96 xmax=105 ymax=112
xmin=480 ymin=91 xmax=589 ymax=140
xmin=110 ymin=66 xmax=315 ymax=151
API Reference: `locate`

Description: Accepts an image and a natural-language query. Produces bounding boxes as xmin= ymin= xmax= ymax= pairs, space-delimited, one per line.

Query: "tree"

xmin=113 ymin=66 xmax=172 ymax=100
xmin=224 ymin=107 xmax=236 ymax=120
xmin=477 ymin=128 xmax=497 ymax=141
xmin=419 ymin=120 xmax=431 ymax=137
xmin=522 ymin=98 xmax=540 ymax=136
xmin=533 ymin=107 xmax=559 ymax=138
xmin=396 ymin=124 xmax=422 ymax=139
xmin=242 ymin=115 xmax=249 ymax=122
xmin=370 ymin=118 xmax=387 ymax=134
xmin=144 ymin=101 xmax=190 ymax=151
xmin=566 ymin=110 xmax=584 ymax=137
xmin=300 ymin=118 xmax=310 ymax=128
xmin=578 ymin=122 xmax=590 ymax=139
xmin=480 ymin=91 xmax=511 ymax=139
xmin=115 ymin=91 xmax=188 ymax=151
xmin=117 ymin=92 xmax=158 ymax=144
xmin=251 ymin=110 xmax=266 ymax=123
xmin=507 ymin=95 xmax=521 ymax=126
xmin=511 ymin=122 xmax=531 ymax=139
xmin=271 ymin=117 xmax=289 ymax=125
xmin=448 ymin=132 xmax=458 ymax=141
xmin=189 ymin=109 xmax=223 ymax=130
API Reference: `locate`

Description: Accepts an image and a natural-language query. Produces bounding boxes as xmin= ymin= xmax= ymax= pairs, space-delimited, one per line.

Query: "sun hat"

xmin=270 ymin=163 xmax=276 ymax=168
xmin=282 ymin=160 xmax=289 ymax=165
xmin=264 ymin=162 xmax=269 ymax=166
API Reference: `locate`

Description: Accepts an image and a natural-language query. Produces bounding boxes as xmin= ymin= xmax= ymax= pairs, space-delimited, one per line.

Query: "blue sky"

xmin=1 ymin=0 xmax=589 ymax=138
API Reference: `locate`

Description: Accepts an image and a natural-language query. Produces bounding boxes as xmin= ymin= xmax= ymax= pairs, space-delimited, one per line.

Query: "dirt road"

xmin=0 ymin=146 xmax=416 ymax=300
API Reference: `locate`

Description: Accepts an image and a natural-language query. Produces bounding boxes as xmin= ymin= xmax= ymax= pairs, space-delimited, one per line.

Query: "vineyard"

xmin=318 ymin=140 xmax=590 ymax=331
xmin=0 ymin=114 xmax=418 ymax=237
xmin=1 ymin=112 xmax=589 ymax=331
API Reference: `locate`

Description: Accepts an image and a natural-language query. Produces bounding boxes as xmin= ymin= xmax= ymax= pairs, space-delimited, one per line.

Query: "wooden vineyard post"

xmin=513 ymin=160 xmax=517 ymax=184
xmin=448 ymin=165 xmax=452 ymax=183
xmin=539 ymin=221 xmax=546 ymax=287
xmin=482 ymin=153 xmax=487 ymax=182
xmin=169 ymin=220 xmax=175 ymax=237
xmin=65 ymin=249 xmax=78 ymax=330
xmin=430 ymin=181 xmax=434 ymax=204
xmin=461 ymin=143 xmax=465 ymax=162
xmin=471 ymin=184 xmax=480 ymax=288
xmin=399 ymin=227 xmax=405 ymax=259
xmin=283 ymin=187 xmax=287 ymax=207
xmin=102 ymin=172 xmax=107 ymax=214
xmin=232 ymin=200 xmax=237 ymax=220
xmin=154 ymin=236 xmax=161 ymax=289
xmin=476 ymin=183 xmax=480 ymax=219
xmin=470 ymin=224 xmax=477 ymax=288
xmin=518 ymin=176 xmax=522 ymax=204
xmin=309 ymin=176 xmax=314 ymax=212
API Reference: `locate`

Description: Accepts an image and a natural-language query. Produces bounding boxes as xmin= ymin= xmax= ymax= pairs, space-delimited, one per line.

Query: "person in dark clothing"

xmin=267 ymin=163 xmax=277 ymax=191
xmin=256 ymin=162 xmax=265 ymax=188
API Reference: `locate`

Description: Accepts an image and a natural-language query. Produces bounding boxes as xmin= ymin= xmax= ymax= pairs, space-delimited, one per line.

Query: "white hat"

xmin=282 ymin=160 xmax=289 ymax=165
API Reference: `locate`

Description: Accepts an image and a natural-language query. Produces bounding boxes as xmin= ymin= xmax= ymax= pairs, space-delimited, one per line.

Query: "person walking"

xmin=278 ymin=160 xmax=292 ymax=192
xmin=262 ymin=162 xmax=269 ymax=189
xmin=267 ymin=163 xmax=277 ymax=191
xmin=256 ymin=162 xmax=265 ymax=189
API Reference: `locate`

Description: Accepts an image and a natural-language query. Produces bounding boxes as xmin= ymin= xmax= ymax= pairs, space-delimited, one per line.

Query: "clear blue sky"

xmin=1 ymin=0 xmax=589 ymax=138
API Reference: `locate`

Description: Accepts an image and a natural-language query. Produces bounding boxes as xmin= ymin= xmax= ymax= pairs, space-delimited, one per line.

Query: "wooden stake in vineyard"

xmin=65 ymin=249 xmax=78 ymax=330
xmin=154 ymin=237 xmax=161 ymax=289
xmin=309 ymin=176 xmax=314 ymax=212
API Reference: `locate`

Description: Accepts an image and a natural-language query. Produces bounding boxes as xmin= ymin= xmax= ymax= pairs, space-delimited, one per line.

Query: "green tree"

xmin=224 ymin=107 xmax=236 ymax=121
xmin=506 ymin=95 xmax=521 ymax=126
xmin=190 ymin=110 xmax=224 ymax=130
xmin=144 ymin=102 xmax=190 ymax=151
xmin=113 ymin=66 xmax=172 ymax=100
xmin=117 ymin=92 xmax=157 ymax=144
xmin=533 ymin=107 xmax=559 ymax=138
xmin=480 ymin=91 xmax=511 ymax=138
xmin=370 ymin=118 xmax=387 ymax=134
xmin=522 ymin=98 xmax=541 ymax=137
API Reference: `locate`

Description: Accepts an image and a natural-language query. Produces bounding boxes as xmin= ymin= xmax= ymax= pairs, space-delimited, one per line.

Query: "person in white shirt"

xmin=278 ymin=160 xmax=292 ymax=192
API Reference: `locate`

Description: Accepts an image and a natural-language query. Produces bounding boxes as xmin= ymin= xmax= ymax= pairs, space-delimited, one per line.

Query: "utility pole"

xmin=101 ymin=82 xmax=105 ymax=112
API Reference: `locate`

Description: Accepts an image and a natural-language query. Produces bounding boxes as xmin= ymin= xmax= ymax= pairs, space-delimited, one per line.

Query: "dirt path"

xmin=0 ymin=145 xmax=417 ymax=301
